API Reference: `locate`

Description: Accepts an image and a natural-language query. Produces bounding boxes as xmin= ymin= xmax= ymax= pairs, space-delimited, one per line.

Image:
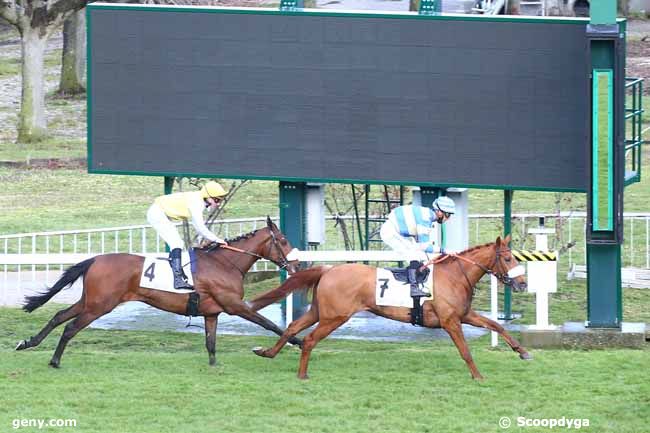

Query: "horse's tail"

xmin=248 ymin=265 xmax=331 ymax=311
xmin=23 ymin=258 xmax=95 ymax=313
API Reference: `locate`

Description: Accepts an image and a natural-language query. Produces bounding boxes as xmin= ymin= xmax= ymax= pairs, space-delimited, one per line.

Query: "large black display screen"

xmin=88 ymin=4 xmax=590 ymax=191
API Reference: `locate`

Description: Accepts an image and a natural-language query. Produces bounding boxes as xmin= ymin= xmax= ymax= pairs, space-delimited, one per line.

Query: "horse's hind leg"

xmin=297 ymin=315 xmax=349 ymax=380
xmin=462 ymin=309 xmax=531 ymax=360
xmin=49 ymin=311 xmax=104 ymax=368
xmin=253 ymin=305 xmax=319 ymax=359
xmin=16 ymin=301 xmax=83 ymax=351
xmin=204 ymin=314 xmax=220 ymax=366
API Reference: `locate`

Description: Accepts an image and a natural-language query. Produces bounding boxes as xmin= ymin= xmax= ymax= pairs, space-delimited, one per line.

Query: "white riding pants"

xmin=380 ymin=222 xmax=419 ymax=255
xmin=146 ymin=203 xmax=184 ymax=250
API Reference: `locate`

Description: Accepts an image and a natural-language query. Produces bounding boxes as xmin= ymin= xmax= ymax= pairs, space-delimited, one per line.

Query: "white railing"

xmin=2 ymin=213 xmax=649 ymax=294
xmin=0 ymin=217 xmax=282 ymax=295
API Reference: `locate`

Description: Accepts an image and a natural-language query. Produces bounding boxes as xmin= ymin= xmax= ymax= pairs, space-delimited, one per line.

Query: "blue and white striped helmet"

xmin=433 ymin=196 xmax=456 ymax=214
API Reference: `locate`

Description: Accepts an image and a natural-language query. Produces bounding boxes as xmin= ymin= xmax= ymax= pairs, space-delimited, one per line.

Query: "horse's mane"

xmin=225 ymin=230 xmax=259 ymax=244
xmin=456 ymin=241 xmax=495 ymax=255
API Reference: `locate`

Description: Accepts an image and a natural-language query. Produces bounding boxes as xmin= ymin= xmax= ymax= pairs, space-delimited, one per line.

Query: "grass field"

xmin=1 ymin=306 xmax=648 ymax=433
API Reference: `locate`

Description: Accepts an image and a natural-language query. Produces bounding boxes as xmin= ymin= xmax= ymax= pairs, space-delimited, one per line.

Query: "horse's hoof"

xmin=15 ymin=340 xmax=28 ymax=351
xmin=252 ymin=346 xmax=265 ymax=356
xmin=520 ymin=352 xmax=533 ymax=361
xmin=48 ymin=360 xmax=60 ymax=369
xmin=298 ymin=374 xmax=309 ymax=380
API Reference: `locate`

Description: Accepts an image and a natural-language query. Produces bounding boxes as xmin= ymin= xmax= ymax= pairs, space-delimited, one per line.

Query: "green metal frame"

xmin=624 ymin=77 xmax=644 ymax=186
xmin=501 ymin=189 xmax=514 ymax=320
xmin=86 ymin=2 xmax=625 ymax=194
xmin=586 ymin=1 xmax=623 ymax=328
xmin=86 ymin=3 xmax=599 ymax=25
xmin=419 ymin=0 xmax=441 ymax=15
xmin=87 ymin=0 xmax=633 ymax=328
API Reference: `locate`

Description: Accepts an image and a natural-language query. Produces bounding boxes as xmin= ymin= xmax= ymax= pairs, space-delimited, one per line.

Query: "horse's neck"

xmin=226 ymin=237 xmax=263 ymax=272
xmin=457 ymin=246 xmax=496 ymax=287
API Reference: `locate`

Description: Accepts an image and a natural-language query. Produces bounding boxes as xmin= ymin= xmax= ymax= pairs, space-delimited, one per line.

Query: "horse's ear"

xmin=503 ymin=234 xmax=512 ymax=245
xmin=266 ymin=216 xmax=274 ymax=229
xmin=496 ymin=236 xmax=502 ymax=246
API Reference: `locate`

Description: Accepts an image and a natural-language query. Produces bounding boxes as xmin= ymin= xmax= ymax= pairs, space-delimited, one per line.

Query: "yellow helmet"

xmin=201 ymin=181 xmax=227 ymax=199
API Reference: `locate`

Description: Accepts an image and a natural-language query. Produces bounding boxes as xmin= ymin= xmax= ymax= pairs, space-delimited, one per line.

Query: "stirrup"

xmin=173 ymin=275 xmax=193 ymax=290
xmin=410 ymin=285 xmax=429 ymax=298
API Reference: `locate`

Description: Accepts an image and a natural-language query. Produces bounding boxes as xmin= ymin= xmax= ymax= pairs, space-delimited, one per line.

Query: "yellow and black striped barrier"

xmin=512 ymin=250 xmax=557 ymax=262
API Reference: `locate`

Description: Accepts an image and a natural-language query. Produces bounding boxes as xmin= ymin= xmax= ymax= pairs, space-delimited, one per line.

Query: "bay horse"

xmin=248 ymin=235 xmax=531 ymax=380
xmin=16 ymin=217 xmax=301 ymax=368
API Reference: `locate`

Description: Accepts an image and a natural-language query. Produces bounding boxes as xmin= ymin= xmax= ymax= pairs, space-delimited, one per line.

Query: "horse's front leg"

xmin=215 ymin=292 xmax=303 ymax=348
xmin=204 ymin=314 xmax=220 ymax=366
xmin=462 ymin=309 xmax=532 ymax=360
xmin=441 ymin=316 xmax=484 ymax=380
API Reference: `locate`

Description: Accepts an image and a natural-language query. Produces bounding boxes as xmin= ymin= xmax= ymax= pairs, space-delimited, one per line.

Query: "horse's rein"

xmin=220 ymin=244 xmax=263 ymax=259
xmin=211 ymin=232 xmax=292 ymax=270
xmin=423 ymin=249 xmax=517 ymax=286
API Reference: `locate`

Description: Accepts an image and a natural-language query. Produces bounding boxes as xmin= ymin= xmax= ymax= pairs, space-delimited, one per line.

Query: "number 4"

xmin=144 ymin=262 xmax=156 ymax=282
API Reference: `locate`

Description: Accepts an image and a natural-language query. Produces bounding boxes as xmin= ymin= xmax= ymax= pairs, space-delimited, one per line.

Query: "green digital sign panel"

xmin=592 ymin=69 xmax=614 ymax=231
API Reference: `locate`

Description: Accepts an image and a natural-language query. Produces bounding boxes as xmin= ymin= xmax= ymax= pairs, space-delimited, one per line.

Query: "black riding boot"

xmin=169 ymin=248 xmax=192 ymax=290
xmin=408 ymin=261 xmax=429 ymax=298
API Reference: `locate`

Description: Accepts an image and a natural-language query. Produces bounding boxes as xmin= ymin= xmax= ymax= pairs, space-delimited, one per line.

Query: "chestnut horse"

xmin=16 ymin=217 xmax=301 ymax=368
xmin=249 ymin=235 xmax=530 ymax=380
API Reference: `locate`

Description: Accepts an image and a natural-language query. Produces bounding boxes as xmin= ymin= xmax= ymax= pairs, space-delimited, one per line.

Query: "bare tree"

xmin=58 ymin=9 xmax=85 ymax=96
xmin=0 ymin=0 xmax=88 ymax=142
xmin=324 ymin=184 xmax=366 ymax=250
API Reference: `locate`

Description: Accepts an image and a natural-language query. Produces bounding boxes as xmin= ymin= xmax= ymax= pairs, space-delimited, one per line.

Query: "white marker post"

xmin=527 ymin=220 xmax=558 ymax=330
xmin=491 ymin=275 xmax=499 ymax=347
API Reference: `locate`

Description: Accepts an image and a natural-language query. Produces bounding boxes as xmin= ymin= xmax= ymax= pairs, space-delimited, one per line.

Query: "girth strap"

xmin=410 ymin=298 xmax=424 ymax=326
xmin=186 ymin=292 xmax=200 ymax=317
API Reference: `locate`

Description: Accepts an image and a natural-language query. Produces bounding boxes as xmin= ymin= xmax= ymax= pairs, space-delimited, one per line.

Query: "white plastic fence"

xmin=2 ymin=213 xmax=650 ymax=294
xmin=0 ymin=217 xmax=281 ymax=296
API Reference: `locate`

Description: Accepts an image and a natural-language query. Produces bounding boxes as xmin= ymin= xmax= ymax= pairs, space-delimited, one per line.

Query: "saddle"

xmin=386 ymin=263 xmax=430 ymax=285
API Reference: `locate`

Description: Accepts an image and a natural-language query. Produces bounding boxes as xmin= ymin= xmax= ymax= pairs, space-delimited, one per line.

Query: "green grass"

xmin=0 ymin=138 xmax=86 ymax=161
xmin=0 ymin=306 xmax=648 ymax=433
xmin=0 ymin=168 xmax=281 ymax=234
xmin=0 ymin=56 xmax=20 ymax=78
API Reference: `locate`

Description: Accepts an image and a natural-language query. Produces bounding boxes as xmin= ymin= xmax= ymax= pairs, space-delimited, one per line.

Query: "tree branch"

xmin=0 ymin=0 xmax=20 ymax=25
xmin=48 ymin=0 xmax=87 ymax=18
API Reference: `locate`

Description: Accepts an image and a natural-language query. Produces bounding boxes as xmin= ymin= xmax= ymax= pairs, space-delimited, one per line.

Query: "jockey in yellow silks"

xmin=147 ymin=181 xmax=228 ymax=290
xmin=380 ymin=196 xmax=456 ymax=297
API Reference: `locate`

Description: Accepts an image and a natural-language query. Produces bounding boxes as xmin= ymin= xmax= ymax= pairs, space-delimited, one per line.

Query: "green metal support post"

xmin=164 ymin=176 xmax=174 ymax=195
xmin=420 ymin=187 xmax=445 ymax=248
xmin=163 ymin=177 xmax=174 ymax=252
xmin=502 ymin=189 xmax=513 ymax=320
xmin=586 ymin=0 xmax=623 ymax=328
xmin=279 ymin=181 xmax=308 ymax=316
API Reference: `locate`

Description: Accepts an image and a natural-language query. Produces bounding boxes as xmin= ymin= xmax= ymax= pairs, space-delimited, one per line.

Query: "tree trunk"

xmin=59 ymin=9 xmax=86 ymax=96
xmin=18 ymin=27 xmax=48 ymax=143
xmin=506 ymin=0 xmax=521 ymax=14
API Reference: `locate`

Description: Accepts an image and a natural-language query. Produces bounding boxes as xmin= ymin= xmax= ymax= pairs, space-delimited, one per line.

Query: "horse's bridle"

xmin=264 ymin=229 xmax=293 ymax=271
xmin=214 ymin=228 xmax=293 ymax=271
